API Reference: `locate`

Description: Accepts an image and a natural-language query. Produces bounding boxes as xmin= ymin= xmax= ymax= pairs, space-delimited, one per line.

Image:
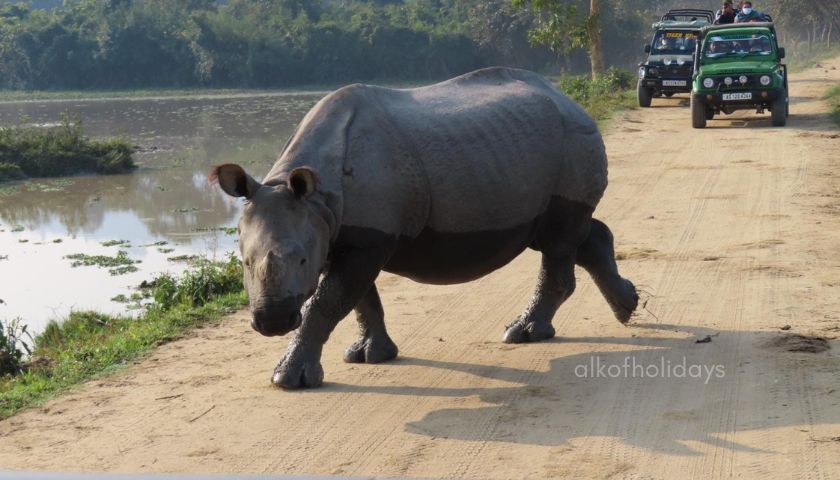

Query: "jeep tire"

xmin=691 ymin=95 xmax=707 ymax=128
xmin=771 ymin=92 xmax=787 ymax=127
xmin=638 ymin=82 xmax=653 ymax=108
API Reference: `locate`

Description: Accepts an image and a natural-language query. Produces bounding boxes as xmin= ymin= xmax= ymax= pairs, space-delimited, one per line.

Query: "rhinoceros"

xmin=211 ymin=67 xmax=638 ymax=389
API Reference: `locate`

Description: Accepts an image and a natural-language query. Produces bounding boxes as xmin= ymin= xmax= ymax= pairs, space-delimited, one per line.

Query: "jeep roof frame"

xmin=700 ymin=22 xmax=777 ymax=37
xmin=659 ymin=9 xmax=714 ymax=23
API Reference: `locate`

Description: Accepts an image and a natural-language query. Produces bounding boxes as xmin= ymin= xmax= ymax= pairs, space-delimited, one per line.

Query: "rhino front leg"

xmin=344 ymin=284 xmax=399 ymax=364
xmin=503 ymin=253 xmax=576 ymax=343
xmin=272 ymin=248 xmax=389 ymax=389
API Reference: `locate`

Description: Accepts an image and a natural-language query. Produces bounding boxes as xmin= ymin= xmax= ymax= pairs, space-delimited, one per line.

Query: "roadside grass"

xmin=825 ymin=84 xmax=840 ymax=127
xmin=0 ymin=255 xmax=247 ymax=419
xmin=0 ymin=113 xmax=135 ymax=183
xmin=554 ymin=67 xmax=638 ymax=123
xmin=785 ymin=45 xmax=840 ymax=73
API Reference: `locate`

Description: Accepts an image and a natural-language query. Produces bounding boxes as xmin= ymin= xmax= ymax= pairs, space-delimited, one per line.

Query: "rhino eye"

xmin=300 ymin=258 xmax=307 ymax=266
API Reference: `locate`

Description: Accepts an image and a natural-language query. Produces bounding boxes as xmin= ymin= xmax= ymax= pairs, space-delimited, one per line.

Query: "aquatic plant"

xmin=100 ymin=239 xmax=131 ymax=247
xmin=64 ymin=250 xmax=141 ymax=276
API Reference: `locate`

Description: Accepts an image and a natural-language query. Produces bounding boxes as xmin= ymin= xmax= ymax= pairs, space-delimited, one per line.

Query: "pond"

xmin=0 ymin=92 xmax=325 ymax=334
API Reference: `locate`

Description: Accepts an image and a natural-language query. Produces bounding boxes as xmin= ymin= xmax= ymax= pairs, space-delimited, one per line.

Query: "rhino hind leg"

xmin=575 ymin=218 xmax=639 ymax=323
xmin=504 ymin=198 xmax=592 ymax=344
xmin=503 ymin=253 xmax=576 ymax=343
xmin=344 ymin=284 xmax=399 ymax=364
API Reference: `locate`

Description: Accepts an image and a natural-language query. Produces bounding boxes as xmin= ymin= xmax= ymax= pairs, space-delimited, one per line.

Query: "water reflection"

xmin=0 ymin=92 xmax=323 ymax=332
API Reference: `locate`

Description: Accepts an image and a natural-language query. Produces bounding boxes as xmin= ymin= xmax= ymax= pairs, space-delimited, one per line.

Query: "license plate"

xmin=662 ymin=80 xmax=687 ymax=86
xmin=723 ymin=92 xmax=752 ymax=101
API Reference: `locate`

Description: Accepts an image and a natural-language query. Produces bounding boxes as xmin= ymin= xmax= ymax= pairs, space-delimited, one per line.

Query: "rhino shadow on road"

xmin=328 ymin=323 xmax=839 ymax=456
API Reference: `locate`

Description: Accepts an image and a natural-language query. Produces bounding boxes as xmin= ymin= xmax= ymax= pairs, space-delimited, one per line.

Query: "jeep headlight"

xmin=639 ymin=67 xmax=646 ymax=79
xmin=703 ymin=77 xmax=715 ymax=88
xmin=739 ymin=75 xmax=748 ymax=84
xmin=724 ymin=77 xmax=733 ymax=86
xmin=760 ymin=75 xmax=771 ymax=86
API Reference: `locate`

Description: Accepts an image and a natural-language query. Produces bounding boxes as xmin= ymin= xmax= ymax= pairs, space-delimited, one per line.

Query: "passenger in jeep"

xmin=714 ymin=1 xmax=737 ymax=24
xmin=735 ymin=2 xmax=766 ymax=22
xmin=707 ymin=40 xmax=731 ymax=56
xmin=749 ymin=36 xmax=772 ymax=54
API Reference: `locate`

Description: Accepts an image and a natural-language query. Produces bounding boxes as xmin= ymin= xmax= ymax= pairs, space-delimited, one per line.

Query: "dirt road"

xmin=2 ymin=58 xmax=839 ymax=479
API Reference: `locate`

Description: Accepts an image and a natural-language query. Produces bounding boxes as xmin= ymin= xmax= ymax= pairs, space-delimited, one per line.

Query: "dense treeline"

xmin=0 ymin=0 xmax=835 ymax=91
xmin=0 ymin=0 xmax=548 ymax=89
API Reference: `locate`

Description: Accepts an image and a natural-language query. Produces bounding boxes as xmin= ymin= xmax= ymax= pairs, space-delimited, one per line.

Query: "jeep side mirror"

xmin=644 ymin=44 xmax=651 ymax=54
xmin=778 ymin=47 xmax=785 ymax=59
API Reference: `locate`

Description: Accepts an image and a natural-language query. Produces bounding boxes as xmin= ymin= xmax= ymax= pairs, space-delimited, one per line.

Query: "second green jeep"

xmin=691 ymin=22 xmax=788 ymax=128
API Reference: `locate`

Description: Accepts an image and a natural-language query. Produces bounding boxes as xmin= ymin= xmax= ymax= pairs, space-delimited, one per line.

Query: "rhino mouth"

xmin=250 ymin=296 xmax=304 ymax=337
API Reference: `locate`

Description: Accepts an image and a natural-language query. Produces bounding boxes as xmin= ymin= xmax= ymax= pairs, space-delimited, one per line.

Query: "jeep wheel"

xmin=771 ymin=93 xmax=787 ymax=127
xmin=638 ymin=83 xmax=653 ymax=108
xmin=691 ymin=96 xmax=706 ymax=128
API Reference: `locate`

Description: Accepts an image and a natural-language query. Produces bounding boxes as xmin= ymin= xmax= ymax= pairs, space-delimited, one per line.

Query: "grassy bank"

xmin=0 ymin=115 xmax=135 ymax=183
xmin=0 ymin=255 xmax=246 ymax=419
xmin=554 ymin=67 xmax=638 ymax=123
xmin=826 ymin=84 xmax=840 ymax=126
xmin=0 ymin=87 xmax=333 ymax=103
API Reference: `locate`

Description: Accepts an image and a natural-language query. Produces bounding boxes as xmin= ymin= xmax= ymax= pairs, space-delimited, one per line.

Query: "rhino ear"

xmin=287 ymin=167 xmax=319 ymax=199
xmin=210 ymin=164 xmax=261 ymax=199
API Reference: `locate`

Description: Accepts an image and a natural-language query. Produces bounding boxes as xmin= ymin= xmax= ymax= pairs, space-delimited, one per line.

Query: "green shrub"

xmin=149 ymin=254 xmax=243 ymax=310
xmin=0 ymin=163 xmax=25 ymax=182
xmin=555 ymin=67 xmax=637 ymax=121
xmin=0 ymin=113 xmax=135 ymax=183
xmin=0 ymin=318 xmax=32 ymax=377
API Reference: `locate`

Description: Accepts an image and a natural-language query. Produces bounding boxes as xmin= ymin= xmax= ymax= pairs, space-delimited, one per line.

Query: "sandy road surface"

xmin=2 ymin=59 xmax=840 ymax=479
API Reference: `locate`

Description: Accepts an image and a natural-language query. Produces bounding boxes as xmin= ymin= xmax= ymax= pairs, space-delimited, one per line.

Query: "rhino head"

xmin=211 ymin=163 xmax=331 ymax=337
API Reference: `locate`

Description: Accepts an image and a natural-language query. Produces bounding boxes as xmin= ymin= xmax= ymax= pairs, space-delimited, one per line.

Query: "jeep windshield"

xmin=703 ymin=34 xmax=773 ymax=58
xmin=651 ymin=30 xmax=698 ymax=55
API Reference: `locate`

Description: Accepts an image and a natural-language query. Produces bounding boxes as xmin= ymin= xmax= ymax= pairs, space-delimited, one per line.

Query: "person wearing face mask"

xmin=735 ymin=2 xmax=764 ymax=22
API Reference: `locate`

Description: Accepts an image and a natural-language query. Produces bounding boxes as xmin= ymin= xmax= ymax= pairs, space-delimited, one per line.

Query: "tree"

xmin=512 ymin=0 xmax=604 ymax=78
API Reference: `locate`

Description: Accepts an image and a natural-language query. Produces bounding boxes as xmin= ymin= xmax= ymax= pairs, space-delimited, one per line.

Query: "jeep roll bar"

xmin=660 ymin=9 xmax=714 ymax=23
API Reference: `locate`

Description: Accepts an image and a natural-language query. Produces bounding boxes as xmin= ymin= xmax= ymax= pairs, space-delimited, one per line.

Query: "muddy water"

xmin=0 ymin=92 xmax=324 ymax=333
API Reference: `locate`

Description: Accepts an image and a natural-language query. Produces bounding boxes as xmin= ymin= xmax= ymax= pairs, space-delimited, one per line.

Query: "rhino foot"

xmin=344 ymin=335 xmax=399 ymax=364
xmin=502 ymin=319 xmax=556 ymax=344
xmin=272 ymin=349 xmax=324 ymax=389
xmin=602 ymin=277 xmax=639 ymax=324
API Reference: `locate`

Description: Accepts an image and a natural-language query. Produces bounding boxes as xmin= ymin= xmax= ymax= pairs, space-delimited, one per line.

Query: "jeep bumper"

xmin=693 ymin=88 xmax=783 ymax=107
xmin=640 ymin=77 xmax=692 ymax=92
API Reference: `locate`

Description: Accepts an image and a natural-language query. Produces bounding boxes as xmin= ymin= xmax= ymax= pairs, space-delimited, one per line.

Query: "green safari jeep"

xmin=690 ymin=22 xmax=788 ymax=128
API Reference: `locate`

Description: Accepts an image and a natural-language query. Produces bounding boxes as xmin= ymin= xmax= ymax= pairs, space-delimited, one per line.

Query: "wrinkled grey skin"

xmin=212 ymin=67 xmax=639 ymax=389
